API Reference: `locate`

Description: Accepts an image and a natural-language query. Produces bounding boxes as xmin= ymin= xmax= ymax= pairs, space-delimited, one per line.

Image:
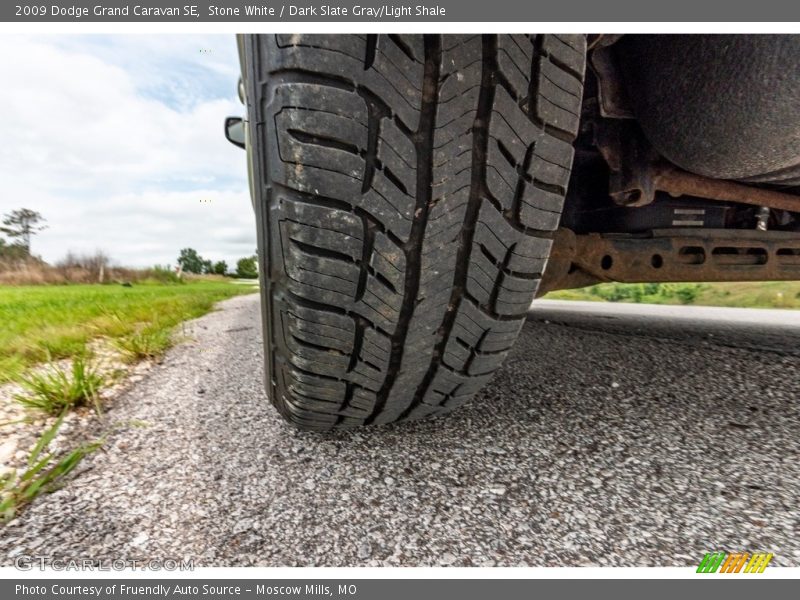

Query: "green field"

xmin=0 ymin=281 xmax=257 ymax=383
xmin=545 ymin=281 xmax=800 ymax=309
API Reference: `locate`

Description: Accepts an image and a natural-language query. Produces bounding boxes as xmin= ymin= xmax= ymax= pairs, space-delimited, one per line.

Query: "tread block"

xmin=271 ymin=34 xmax=424 ymax=130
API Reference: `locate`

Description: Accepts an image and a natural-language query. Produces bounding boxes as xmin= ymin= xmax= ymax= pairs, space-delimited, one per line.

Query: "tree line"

xmin=176 ymin=248 xmax=258 ymax=279
xmin=1 ymin=208 xmax=259 ymax=280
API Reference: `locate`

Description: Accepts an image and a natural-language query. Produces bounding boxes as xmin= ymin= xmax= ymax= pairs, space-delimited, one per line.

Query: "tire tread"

xmin=248 ymin=34 xmax=585 ymax=429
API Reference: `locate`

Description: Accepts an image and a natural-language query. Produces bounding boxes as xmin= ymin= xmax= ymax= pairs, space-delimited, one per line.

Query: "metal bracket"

xmin=539 ymin=228 xmax=800 ymax=294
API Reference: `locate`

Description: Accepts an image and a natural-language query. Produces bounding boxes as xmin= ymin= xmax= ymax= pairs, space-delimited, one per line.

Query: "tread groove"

xmin=361 ymin=99 xmax=386 ymax=193
xmin=366 ymin=35 xmax=443 ymax=424
xmin=364 ymin=34 xmax=378 ymax=70
xmin=510 ymin=142 xmax=536 ymax=224
xmin=287 ymin=128 xmax=360 ymax=156
xmin=354 ymin=218 xmax=376 ymax=301
xmin=403 ymin=34 xmax=499 ymax=420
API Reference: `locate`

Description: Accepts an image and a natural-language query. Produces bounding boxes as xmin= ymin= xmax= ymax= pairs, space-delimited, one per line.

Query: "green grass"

xmin=546 ymin=281 xmax=800 ymax=309
xmin=1 ymin=410 xmax=104 ymax=522
xmin=14 ymin=354 xmax=106 ymax=415
xmin=114 ymin=326 xmax=174 ymax=362
xmin=0 ymin=280 xmax=256 ymax=383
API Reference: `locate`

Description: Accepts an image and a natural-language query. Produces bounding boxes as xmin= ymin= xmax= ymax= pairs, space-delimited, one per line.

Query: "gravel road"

xmin=2 ymin=294 xmax=799 ymax=567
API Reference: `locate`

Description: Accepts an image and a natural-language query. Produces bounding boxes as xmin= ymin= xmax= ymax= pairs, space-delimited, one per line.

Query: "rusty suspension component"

xmin=654 ymin=166 xmax=800 ymax=213
xmin=539 ymin=228 xmax=800 ymax=295
xmin=595 ymin=120 xmax=800 ymax=212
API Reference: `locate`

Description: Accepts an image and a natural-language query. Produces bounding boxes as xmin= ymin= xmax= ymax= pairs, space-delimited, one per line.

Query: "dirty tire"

xmin=243 ymin=34 xmax=586 ymax=430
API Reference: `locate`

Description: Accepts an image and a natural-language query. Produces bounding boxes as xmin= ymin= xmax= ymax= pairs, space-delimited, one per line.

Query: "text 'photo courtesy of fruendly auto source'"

xmin=1 ymin=0 xmax=800 ymax=595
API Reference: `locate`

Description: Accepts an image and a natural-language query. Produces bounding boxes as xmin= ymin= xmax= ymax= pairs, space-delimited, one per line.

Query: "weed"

xmin=14 ymin=355 xmax=105 ymax=415
xmin=114 ymin=326 xmax=173 ymax=362
xmin=0 ymin=411 xmax=104 ymax=523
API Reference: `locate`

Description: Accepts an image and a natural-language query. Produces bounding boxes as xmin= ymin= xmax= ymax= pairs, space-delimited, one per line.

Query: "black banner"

xmin=4 ymin=0 xmax=800 ymax=22
xmin=3 ymin=579 xmax=797 ymax=600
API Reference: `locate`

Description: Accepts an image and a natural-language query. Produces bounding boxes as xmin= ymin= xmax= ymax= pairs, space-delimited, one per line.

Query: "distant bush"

xmin=235 ymin=256 xmax=258 ymax=279
xmin=0 ymin=250 xmax=189 ymax=286
xmin=548 ymin=281 xmax=800 ymax=309
xmin=144 ymin=265 xmax=183 ymax=284
xmin=0 ymin=240 xmax=29 ymax=262
xmin=592 ymin=283 xmax=645 ymax=303
xmin=57 ymin=251 xmax=110 ymax=280
xmin=674 ymin=284 xmax=701 ymax=305
xmin=212 ymin=260 xmax=228 ymax=276
xmin=0 ymin=255 xmax=55 ymax=284
xmin=580 ymin=282 xmax=703 ymax=305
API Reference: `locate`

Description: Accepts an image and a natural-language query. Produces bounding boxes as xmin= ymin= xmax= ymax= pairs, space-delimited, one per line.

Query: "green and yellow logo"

xmin=697 ymin=552 xmax=773 ymax=573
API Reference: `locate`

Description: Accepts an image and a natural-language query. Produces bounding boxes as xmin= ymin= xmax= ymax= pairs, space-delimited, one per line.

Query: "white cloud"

xmin=0 ymin=35 xmax=255 ymax=268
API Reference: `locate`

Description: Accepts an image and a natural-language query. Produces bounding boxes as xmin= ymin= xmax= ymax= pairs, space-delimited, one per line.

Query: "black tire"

xmin=242 ymin=34 xmax=586 ymax=430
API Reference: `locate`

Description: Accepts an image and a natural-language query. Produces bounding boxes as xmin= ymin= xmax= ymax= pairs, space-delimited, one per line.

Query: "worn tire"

xmin=242 ymin=34 xmax=586 ymax=430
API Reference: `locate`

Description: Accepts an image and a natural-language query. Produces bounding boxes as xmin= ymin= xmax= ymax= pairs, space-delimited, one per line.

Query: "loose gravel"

xmin=1 ymin=294 xmax=798 ymax=567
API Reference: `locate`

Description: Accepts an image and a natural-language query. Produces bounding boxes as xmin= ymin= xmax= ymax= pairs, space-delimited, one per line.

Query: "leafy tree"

xmin=212 ymin=260 xmax=228 ymax=276
xmin=177 ymin=248 xmax=205 ymax=274
xmin=236 ymin=256 xmax=258 ymax=279
xmin=201 ymin=258 xmax=213 ymax=274
xmin=1 ymin=209 xmax=47 ymax=254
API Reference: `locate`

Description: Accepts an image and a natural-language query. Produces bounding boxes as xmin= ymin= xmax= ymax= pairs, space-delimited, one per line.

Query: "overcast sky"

xmin=0 ymin=34 xmax=254 ymax=268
